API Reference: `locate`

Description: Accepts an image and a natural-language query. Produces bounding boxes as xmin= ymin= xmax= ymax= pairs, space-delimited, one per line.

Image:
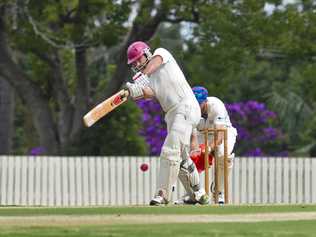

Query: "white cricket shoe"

xmin=194 ymin=189 xmax=210 ymax=205
xmin=150 ymin=195 xmax=168 ymax=206
xmin=218 ymin=192 xmax=225 ymax=205
xmin=174 ymin=190 xmax=209 ymax=205
xmin=174 ymin=195 xmax=197 ymax=205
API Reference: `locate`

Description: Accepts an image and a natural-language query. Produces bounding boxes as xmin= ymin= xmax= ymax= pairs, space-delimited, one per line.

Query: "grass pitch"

xmin=0 ymin=204 xmax=315 ymax=237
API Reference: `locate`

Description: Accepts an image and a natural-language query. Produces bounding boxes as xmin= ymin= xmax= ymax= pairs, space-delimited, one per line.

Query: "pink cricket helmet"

xmin=127 ymin=41 xmax=150 ymax=65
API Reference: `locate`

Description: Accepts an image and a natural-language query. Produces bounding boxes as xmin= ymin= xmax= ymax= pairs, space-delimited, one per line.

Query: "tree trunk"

xmin=49 ymin=52 xmax=74 ymax=150
xmin=71 ymin=47 xmax=89 ymax=140
xmin=70 ymin=0 xmax=89 ymax=140
xmin=0 ymin=12 xmax=59 ymax=155
xmin=0 ymin=77 xmax=14 ymax=154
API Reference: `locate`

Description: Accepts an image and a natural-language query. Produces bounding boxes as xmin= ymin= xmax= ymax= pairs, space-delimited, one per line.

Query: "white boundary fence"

xmin=0 ymin=156 xmax=315 ymax=206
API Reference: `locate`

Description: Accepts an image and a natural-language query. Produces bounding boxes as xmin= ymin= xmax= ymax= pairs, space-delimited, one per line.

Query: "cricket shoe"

xmin=149 ymin=191 xmax=168 ymax=206
xmin=194 ymin=189 xmax=210 ymax=205
xmin=218 ymin=192 xmax=225 ymax=205
xmin=174 ymin=195 xmax=198 ymax=205
xmin=197 ymin=193 xmax=210 ymax=205
xmin=175 ymin=191 xmax=209 ymax=205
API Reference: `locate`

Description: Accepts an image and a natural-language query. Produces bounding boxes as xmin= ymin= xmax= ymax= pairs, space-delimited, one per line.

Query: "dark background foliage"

xmin=0 ymin=1 xmax=315 ymax=156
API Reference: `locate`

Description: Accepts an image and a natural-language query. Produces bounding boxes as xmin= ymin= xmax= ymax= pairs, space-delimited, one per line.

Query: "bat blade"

xmin=83 ymin=89 xmax=129 ymax=127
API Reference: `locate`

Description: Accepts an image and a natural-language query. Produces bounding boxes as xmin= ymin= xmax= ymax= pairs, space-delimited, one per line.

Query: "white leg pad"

xmin=156 ymin=109 xmax=199 ymax=202
xmin=178 ymin=158 xmax=201 ymax=199
xmin=156 ymin=146 xmax=181 ymax=201
xmin=217 ymin=153 xmax=234 ymax=193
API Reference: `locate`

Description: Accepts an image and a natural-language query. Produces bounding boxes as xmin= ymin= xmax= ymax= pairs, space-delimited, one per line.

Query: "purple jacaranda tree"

xmin=226 ymin=101 xmax=288 ymax=156
xmin=137 ymin=99 xmax=288 ymax=157
xmin=137 ymin=99 xmax=167 ymax=155
xmin=29 ymin=146 xmax=46 ymax=156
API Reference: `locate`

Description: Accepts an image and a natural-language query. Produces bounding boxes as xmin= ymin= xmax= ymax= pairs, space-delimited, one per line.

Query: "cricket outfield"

xmin=0 ymin=204 xmax=315 ymax=236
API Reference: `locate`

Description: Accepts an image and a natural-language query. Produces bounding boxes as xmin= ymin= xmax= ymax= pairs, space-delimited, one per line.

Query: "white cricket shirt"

xmin=149 ymin=48 xmax=198 ymax=113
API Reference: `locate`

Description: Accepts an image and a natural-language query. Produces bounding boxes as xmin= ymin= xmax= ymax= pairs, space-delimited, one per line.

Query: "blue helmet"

xmin=192 ymin=86 xmax=208 ymax=104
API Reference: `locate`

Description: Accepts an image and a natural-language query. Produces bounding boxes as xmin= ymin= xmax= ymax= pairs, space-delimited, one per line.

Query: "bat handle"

xmin=123 ymin=89 xmax=129 ymax=97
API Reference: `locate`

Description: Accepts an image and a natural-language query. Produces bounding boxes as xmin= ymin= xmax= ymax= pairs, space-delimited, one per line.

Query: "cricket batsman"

xmin=125 ymin=41 xmax=208 ymax=205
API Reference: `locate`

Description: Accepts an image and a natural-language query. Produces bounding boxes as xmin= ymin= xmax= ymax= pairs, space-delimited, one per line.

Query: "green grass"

xmin=0 ymin=204 xmax=315 ymax=216
xmin=0 ymin=221 xmax=315 ymax=237
xmin=0 ymin=205 xmax=315 ymax=237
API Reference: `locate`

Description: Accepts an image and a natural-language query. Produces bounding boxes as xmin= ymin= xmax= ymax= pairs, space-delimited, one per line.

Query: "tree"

xmin=0 ymin=0 xmax=202 ymax=155
xmin=180 ymin=0 xmax=316 ymax=155
xmin=0 ymin=78 xmax=14 ymax=154
xmin=0 ymin=1 xmax=132 ymax=154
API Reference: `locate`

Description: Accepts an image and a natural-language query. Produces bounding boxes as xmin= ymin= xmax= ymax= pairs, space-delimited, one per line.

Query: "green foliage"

xmin=66 ymin=101 xmax=148 ymax=156
xmin=297 ymin=115 xmax=316 ymax=156
xmin=7 ymin=0 xmax=138 ymax=155
xmin=12 ymin=97 xmax=39 ymax=155
xmin=24 ymin=0 xmax=130 ymax=47
xmin=5 ymin=0 xmax=316 ymax=156
xmin=124 ymin=1 xmax=316 ymax=156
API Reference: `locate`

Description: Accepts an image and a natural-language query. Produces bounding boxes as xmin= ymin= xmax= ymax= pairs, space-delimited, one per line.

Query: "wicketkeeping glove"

xmin=197 ymin=118 xmax=207 ymax=131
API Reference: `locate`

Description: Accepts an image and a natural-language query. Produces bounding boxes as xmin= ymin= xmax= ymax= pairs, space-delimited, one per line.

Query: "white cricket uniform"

xmin=195 ymin=97 xmax=237 ymax=157
xmin=195 ymin=97 xmax=237 ymax=196
xmin=148 ymin=48 xmax=201 ymax=201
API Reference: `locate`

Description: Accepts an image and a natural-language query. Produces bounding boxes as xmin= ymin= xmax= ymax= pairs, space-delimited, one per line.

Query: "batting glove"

xmin=126 ymin=82 xmax=144 ymax=100
xmin=132 ymin=72 xmax=149 ymax=88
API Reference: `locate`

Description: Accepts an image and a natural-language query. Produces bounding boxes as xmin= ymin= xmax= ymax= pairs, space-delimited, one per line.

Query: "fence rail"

xmin=0 ymin=156 xmax=315 ymax=206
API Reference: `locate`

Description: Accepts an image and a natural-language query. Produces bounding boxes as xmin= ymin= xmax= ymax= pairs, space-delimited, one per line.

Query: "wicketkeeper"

xmin=191 ymin=86 xmax=238 ymax=204
xmin=125 ymin=41 xmax=208 ymax=205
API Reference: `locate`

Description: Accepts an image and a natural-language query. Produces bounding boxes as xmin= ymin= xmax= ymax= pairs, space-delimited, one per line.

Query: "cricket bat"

xmin=83 ymin=89 xmax=129 ymax=127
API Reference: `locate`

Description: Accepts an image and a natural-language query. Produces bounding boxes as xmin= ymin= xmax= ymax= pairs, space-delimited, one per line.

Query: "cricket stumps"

xmin=203 ymin=128 xmax=229 ymax=204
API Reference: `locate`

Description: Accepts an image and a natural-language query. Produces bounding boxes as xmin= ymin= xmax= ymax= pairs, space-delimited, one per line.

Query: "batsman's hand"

xmin=126 ymin=82 xmax=144 ymax=100
xmin=133 ymin=72 xmax=150 ymax=87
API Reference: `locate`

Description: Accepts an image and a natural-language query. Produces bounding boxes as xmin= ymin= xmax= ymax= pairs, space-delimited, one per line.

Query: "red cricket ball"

xmin=140 ymin=163 xmax=149 ymax=172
